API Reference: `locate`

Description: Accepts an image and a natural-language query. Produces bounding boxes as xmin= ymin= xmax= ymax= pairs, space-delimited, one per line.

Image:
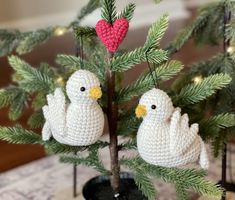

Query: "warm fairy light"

xmin=56 ymin=77 xmax=65 ymax=86
xmin=54 ymin=27 xmax=67 ymax=36
xmin=192 ymin=75 xmax=203 ymax=84
xmin=227 ymin=46 xmax=235 ymax=54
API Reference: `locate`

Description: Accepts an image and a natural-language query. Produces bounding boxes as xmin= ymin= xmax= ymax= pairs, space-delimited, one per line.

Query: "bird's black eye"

xmin=80 ymin=87 xmax=86 ymax=92
xmin=151 ymin=105 xmax=156 ymax=110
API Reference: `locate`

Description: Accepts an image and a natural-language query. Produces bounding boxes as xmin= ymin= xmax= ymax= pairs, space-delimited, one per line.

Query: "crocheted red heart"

xmin=96 ymin=18 xmax=129 ymax=53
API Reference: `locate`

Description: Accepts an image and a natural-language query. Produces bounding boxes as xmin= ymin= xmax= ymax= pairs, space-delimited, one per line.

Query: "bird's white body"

xmin=136 ymin=88 xmax=209 ymax=169
xmin=42 ymin=70 xmax=104 ymax=146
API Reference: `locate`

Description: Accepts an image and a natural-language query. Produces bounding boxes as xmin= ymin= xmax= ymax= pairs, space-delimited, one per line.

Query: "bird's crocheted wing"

xmin=42 ymin=88 xmax=67 ymax=139
xmin=169 ymin=108 xmax=199 ymax=156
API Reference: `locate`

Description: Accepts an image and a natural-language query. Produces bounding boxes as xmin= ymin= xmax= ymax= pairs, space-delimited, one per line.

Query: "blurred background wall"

xmin=0 ymin=0 xmax=215 ymax=31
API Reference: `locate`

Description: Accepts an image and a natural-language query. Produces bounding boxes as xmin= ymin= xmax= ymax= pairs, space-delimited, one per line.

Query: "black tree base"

xmin=218 ymin=181 xmax=235 ymax=193
xmin=82 ymin=172 xmax=148 ymax=200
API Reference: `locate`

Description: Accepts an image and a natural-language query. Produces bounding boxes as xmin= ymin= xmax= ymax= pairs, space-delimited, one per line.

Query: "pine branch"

xmin=0 ymin=86 xmax=20 ymax=108
xmin=172 ymin=53 xmax=227 ymax=94
xmin=27 ymin=110 xmax=45 ymax=129
xmin=121 ymin=157 xmax=223 ymax=199
xmin=111 ymin=48 xmax=168 ymax=72
xmin=31 ymin=92 xmax=47 ymax=110
xmin=0 ymin=126 xmax=41 ymax=144
xmin=117 ymin=115 xmax=141 ymax=136
xmin=101 ymin=0 xmax=117 ymax=23
xmin=16 ymin=28 xmax=54 ymax=54
xmin=0 ymin=29 xmax=19 ymax=57
xmin=167 ymin=1 xmax=224 ymax=54
xmin=77 ymin=0 xmax=101 ymax=23
xmin=174 ymin=74 xmax=232 ymax=106
xmin=44 ymin=140 xmax=108 ymax=154
xmin=56 ymin=54 xmax=102 ymax=77
xmin=60 ymin=146 xmax=109 ymax=175
xmin=119 ymin=139 xmax=137 ymax=151
xmin=199 ymin=113 xmax=235 ymax=140
xmin=74 ymin=26 xmax=96 ymax=38
xmin=133 ymin=169 xmax=157 ymax=200
xmin=8 ymin=56 xmax=55 ymax=93
xmin=8 ymin=90 xmax=28 ymax=120
xmin=0 ymin=86 xmax=28 ymax=120
xmin=44 ymin=139 xmax=87 ymax=154
xmin=175 ymin=185 xmax=188 ymax=200
xmin=144 ymin=14 xmax=169 ymax=49
xmin=117 ymin=3 xmax=136 ymax=21
xmin=116 ymin=60 xmax=183 ymax=103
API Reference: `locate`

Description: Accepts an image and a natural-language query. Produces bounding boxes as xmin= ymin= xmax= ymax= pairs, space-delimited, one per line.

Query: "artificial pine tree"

xmin=0 ymin=0 xmax=232 ymax=199
xmin=168 ymin=0 xmax=235 ymax=199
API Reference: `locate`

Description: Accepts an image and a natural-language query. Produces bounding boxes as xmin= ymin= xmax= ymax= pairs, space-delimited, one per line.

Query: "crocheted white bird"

xmin=135 ymin=88 xmax=209 ymax=169
xmin=42 ymin=70 xmax=104 ymax=146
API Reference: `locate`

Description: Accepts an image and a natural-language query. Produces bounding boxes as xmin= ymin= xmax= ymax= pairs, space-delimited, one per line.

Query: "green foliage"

xmin=121 ymin=157 xmax=223 ymax=200
xmin=175 ymin=185 xmax=188 ymax=200
xmin=0 ymin=86 xmax=28 ymax=120
xmin=101 ymin=0 xmax=116 ymax=23
xmin=174 ymin=74 xmax=232 ymax=106
xmin=0 ymin=1 xmax=100 ymax=57
xmin=60 ymin=144 xmax=109 ymax=175
xmin=44 ymin=139 xmax=86 ymax=154
xmin=77 ymin=0 xmax=101 ymax=23
xmin=0 ymin=87 xmax=20 ymax=108
xmin=56 ymin=54 xmax=104 ymax=81
xmin=112 ymin=48 xmax=168 ymax=72
xmin=8 ymin=90 xmax=28 ymax=120
xmin=199 ymin=113 xmax=235 ymax=140
xmin=0 ymin=126 xmax=41 ymax=144
xmin=56 ymin=54 xmax=88 ymax=70
xmin=27 ymin=110 xmax=45 ymax=129
xmin=117 ymin=3 xmax=136 ymax=21
xmin=119 ymin=139 xmax=137 ymax=150
xmin=0 ymin=29 xmax=20 ymax=57
xmin=8 ymin=56 xmax=56 ymax=93
xmin=168 ymin=1 xmax=226 ymax=54
xmin=133 ymin=169 xmax=157 ymax=200
xmin=144 ymin=14 xmax=169 ymax=49
xmin=117 ymin=115 xmax=141 ymax=136
xmin=74 ymin=26 xmax=96 ymax=38
xmin=16 ymin=28 xmax=54 ymax=54
xmin=116 ymin=61 xmax=183 ymax=103
xmin=112 ymin=14 xmax=169 ymax=72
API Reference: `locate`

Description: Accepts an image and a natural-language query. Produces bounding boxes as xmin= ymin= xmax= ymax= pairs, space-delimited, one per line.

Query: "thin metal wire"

xmin=228 ymin=145 xmax=234 ymax=184
xmin=145 ymin=51 xmax=157 ymax=88
xmin=80 ymin=35 xmax=84 ymax=69
xmin=221 ymin=3 xmax=232 ymax=200
xmin=72 ymin=34 xmax=84 ymax=198
xmin=73 ymin=151 xmax=77 ymax=198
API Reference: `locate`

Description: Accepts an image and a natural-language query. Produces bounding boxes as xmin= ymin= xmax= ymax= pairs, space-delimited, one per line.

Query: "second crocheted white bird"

xmin=42 ymin=70 xmax=104 ymax=146
xmin=135 ymin=88 xmax=209 ymax=169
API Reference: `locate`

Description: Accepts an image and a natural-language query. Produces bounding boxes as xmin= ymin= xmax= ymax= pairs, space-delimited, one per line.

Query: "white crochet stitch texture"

xmin=136 ymin=88 xmax=209 ymax=169
xmin=42 ymin=70 xmax=104 ymax=146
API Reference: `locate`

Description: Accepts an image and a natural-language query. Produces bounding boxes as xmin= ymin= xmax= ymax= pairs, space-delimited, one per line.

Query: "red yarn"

xmin=96 ymin=18 xmax=129 ymax=53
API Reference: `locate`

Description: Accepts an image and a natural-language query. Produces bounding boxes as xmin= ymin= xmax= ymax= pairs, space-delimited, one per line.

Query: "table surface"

xmin=0 ymin=143 xmax=234 ymax=200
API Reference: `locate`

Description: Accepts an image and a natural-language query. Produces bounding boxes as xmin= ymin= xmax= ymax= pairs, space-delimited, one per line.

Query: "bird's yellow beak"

xmin=89 ymin=86 xmax=102 ymax=100
xmin=135 ymin=104 xmax=147 ymax=118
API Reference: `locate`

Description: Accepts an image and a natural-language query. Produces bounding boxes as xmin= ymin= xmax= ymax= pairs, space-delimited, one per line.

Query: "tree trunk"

xmin=106 ymin=53 xmax=120 ymax=195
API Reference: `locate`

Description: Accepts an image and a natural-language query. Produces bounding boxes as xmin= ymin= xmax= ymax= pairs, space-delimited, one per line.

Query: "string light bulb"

xmin=227 ymin=46 xmax=235 ymax=54
xmin=56 ymin=77 xmax=65 ymax=86
xmin=54 ymin=27 xmax=67 ymax=36
xmin=192 ymin=75 xmax=203 ymax=84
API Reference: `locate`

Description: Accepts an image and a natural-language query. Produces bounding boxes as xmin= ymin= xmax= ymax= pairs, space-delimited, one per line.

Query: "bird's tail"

xmin=199 ymin=138 xmax=209 ymax=169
